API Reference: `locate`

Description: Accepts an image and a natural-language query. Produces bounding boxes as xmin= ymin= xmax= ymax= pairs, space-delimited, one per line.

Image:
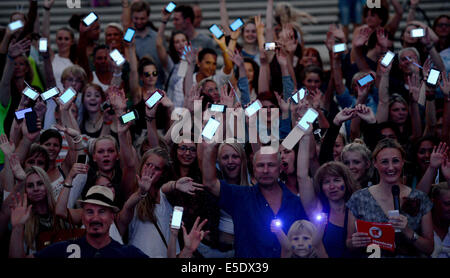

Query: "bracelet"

xmin=145 ymin=115 xmax=155 ymax=122
xmin=139 ymin=191 xmax=148 ymax=199
xmin=72 ymin=135 xmax=83 ymax=144
xmin=162 ymin=21 xmax=167 ymax=24
xmin=62 ymin=182 xmax=73 ymax=188
xmin=44 ymin=6 xmax=51 ymax=11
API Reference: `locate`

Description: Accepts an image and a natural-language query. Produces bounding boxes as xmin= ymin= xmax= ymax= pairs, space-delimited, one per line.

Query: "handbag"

xmin=36 ymin=210 xmax=86 ymax=251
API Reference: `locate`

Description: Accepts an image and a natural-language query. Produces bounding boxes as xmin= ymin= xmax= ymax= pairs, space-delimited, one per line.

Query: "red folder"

xmin=356 ymin=219 xmax=396 ymax=252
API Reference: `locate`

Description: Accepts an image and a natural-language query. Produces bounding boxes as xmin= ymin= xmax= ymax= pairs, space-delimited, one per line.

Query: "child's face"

xmin=290 ymin=231 xmax=313 ymax=257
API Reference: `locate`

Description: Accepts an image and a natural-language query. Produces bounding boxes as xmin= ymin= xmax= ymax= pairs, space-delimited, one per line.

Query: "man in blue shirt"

xmin=9 ymin=186 xmax=148 ymax=258
xmin=202 ymin=144 xmax=309 ymax=258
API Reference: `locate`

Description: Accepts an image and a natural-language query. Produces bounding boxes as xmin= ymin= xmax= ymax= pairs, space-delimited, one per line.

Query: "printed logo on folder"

xmin=356 ymin=219 xmax=395 ymax=252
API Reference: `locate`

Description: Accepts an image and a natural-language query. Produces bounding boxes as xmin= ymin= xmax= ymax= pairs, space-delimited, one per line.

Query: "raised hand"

xmin=330 ymin=23 xmax=346 ymax=43
xmin=8 ymin=38 xmax=31 ymax=59
xmin=174 ymin=177 xmax=205 ymax=195
xmin=182 ymin=217 xmax=209 ymax=253
xmin=429 ymin=142 xmax=448 ymax=169
xmin=34 ymin=99 xmax=47 ymax=120
xmin=137 ymin=164 xmax=156 ymax=194
xmin=230 ymin=49 xmax=244 ymax=68
xmin=0 ymin=134 xmax=15 ymax=157
xmin=109 ymin=87 xmax=127 ymax=113
xmin=159 ymin=89 xmax=174 ymax=109
xmin=274 ymin=91 xmax=289 ymax=116
xmin=376 ymin=27 xmax=389 ymax=49
xmin=308 ymin=88 xmax=323 ymax=110
xmin=275 ymin=46 xmax=289 ymax=68
xmin=10 ymin=193 xmax=32 ymax=228
xmin=184 ymin=84 xmax=203 ymax=114
xmin=43 ymin=0 xmax=56 ymax=9
xmin=185 ymin=46 xmax=199 ymax=65
xmin=68 ymin=162 xmax=89 ymax=180
xmin=439 ymin=72 xmax=450 ymax=96
xmin=219 ymin=84 xmax=234 ymax=107
xmin=325 ymin=30 xmax=335 ymax=53
xmin=407 ymin=73 xmax=421 ymax=103
xmin=9 ymin=153 xmax=26 ymax=182
xmin=254 ymin=15 xmax=265 ymax=38
xmin=353 ymin=26 xmax=370 ymax=48
xmin=333 ymin=107 xmax=356 ymax=126
xmin=354 ymin=104 xmax=376 ymax=124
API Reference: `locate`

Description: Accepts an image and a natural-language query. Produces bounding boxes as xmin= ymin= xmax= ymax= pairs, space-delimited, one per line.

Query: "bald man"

xmin=202 ymin=144 xmax=309 ymax=258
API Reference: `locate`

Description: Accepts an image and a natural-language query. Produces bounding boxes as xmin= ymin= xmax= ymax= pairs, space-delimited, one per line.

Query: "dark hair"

xmin=93 ymin=44 xmax=109 ymax=58
xmin=57 ymin=27 xmax=78 ymax=64
xmin=299 ymin=65 xmax=323 ymax=84
xmin=170 ymin=143 xmax=202 ymax=183
xmin=363 ymin=5 xmax=389 ymax=26
xmin=234 ymin=58 xmax=259 ymax=92
xmin=68 ymin=13 xmax=87 ymax=31
xmin=174 ymin=5 xmax=195 ymax=23
xmin=367 ymin=27 xmax=395 ymax=50
xmin=257 ymin=91 xmax=279 ymax=107
xmin=432 ymin=14 xmax=450 ymax=30
xmin=24 ymin=144 xmax=50 ymax=172
xmin=130 ymin=1 xmax=150 ymax=16
xmin=169 ymin=31 xmax=189 ymax=64
xmin=138 ymin=56 xmax=157 ymax=77
xmin=198 ymin=48 xmax=217 ymax=62
xmin=377 ymin=121 xmax=401 ymax=139
xmin=40 ymin=129 xmax=63 ymax=147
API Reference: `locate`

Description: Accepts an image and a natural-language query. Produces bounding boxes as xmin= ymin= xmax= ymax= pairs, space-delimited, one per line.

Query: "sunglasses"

xmin=144 ymin=71 xmax=158 ymax=77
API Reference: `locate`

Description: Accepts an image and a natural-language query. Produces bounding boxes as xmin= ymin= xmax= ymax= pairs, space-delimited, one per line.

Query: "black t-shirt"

xmin=34 ymin=236 xmax=148 ymax=258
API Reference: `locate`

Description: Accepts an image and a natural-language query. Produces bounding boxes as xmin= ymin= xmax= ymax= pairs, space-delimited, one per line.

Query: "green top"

xmin=0 ymin=97 xmax=12 ymax=164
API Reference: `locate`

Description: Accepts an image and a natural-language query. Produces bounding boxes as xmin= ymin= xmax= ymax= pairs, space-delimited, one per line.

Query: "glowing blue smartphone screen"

xmin=145 ymin=91 xmax=163 ymax=108
xmin=298 ymin=108 xmax=319 ymax=131
xmin=83 ymin=12 xmax=98 ymax=26
xmin=357 ymin=74 xmax=374 ymax=87
xmin=209 ymin=24 xmax=224 ymax=39
xmin=41 ymin=87 xmax=59 ymax=101
xmin=59 ymin=88 xmax=76 ymax=104
xmin=165 ymin=2 xmax=176 ymax=13
xmin=427 ymin=69 xmax=440 ymax=85
xmin=121 ymin=111 xmax=136 ymax=124
xmin=230 ymin=18 xmax=244 ymax=31
xmin=123 ymin=28 xmax=136 ymax=42
xmin=245 ymin=100 xmax=262 ymax=116
xmin=202 ymin=118 xmax=221 ymax=140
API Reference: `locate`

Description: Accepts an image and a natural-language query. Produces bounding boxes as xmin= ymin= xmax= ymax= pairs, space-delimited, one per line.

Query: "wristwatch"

xmin=410 ymin=231 xmax=419 ymax=242
xmin=62 ymin=182 xmax=73 ymax=188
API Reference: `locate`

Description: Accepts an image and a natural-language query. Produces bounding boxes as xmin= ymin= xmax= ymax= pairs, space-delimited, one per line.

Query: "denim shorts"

xmin=339 ymin=0 xmax=364 ymax=25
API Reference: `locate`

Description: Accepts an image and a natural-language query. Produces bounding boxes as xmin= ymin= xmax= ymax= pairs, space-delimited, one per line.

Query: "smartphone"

xmin=427 ymin=69 xmax=440 ymax=86
xmin=381 ymin=51 xmax=395 ymax=67
xmin=83 ymin=12 xmax=98 ymax=27
xmin=171 ymin=206 xmax=183 ymax=229
xmin=264 ymin=42 xmax=276 ymax=51
xmin=357 ymin=73 xmax=375 ymax=87
xmin=41 ymin=87 xmax=59 ymax=101
xmin=15 ymin=107 xmax=32 ymax=120
xmin=209 ymin=104 xmax=226 ymax=112
xmin=8 ymin=20 xmax=23 ymax=32
xmin=165 ymin=2 xmax=176 ymax=13
xmin=388 ymin=210 xmax=400 ymax=232
xmin=25 ymin=110 xmax=39 ymax=133
xmin=59 ymin=88 xmax=76 ymax=104
xmin=39 ymin=38 xmax=48 ymax=52
xmin=109 ymin=49 xmax=125 ymax=66
xmin=23 ymin=87 xmax=39 ymax=101
xmin=298 ymin=108 xmax=319 ymax=131
xmin=245 ymin=100 xmax=262 ymax=117
xmin=202 ymin=117 xmax=221 ymax=140
xmin=229 ymin=18 xmax=244 ymax=32
xmin=209 ymin=24 xmax=224 ymax=39
xmin=123 ymin=28 xmax=136 ymax=43
xmin=77 ymin=154 xmax=88 ymax=164
xmin=119 ymin=110 xmax=137 ymax=124
xmin=145 ymin=90 xmax=163 ymax=108
xmin=333 ymin=43 xmax=347 ymax=53
xmin=411 ymin=28 xmax=425 ymax=38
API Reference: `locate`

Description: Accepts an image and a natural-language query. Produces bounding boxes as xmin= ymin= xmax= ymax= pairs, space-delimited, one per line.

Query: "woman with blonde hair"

xmin=341 ymin=141 xmax=374 ymax=190
xmin=274 ymin=2 xmax=317 ymax=45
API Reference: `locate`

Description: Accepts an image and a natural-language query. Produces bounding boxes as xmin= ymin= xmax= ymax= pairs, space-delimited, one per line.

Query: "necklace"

xmin=86 ymin=114 xmax=102 ymax=130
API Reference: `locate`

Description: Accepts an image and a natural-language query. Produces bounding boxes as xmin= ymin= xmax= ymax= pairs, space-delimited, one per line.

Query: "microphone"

xmin=392 ymin=185 xmax=400 ymax=211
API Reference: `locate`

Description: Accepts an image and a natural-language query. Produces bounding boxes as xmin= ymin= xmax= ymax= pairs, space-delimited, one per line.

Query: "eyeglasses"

xmin=144 ymin=71 xmax=158 ymax=77
xmin=65 ymin=77 xmax=83 ymax=84
xmin=178 ymin=145 xmax=197 ymax=153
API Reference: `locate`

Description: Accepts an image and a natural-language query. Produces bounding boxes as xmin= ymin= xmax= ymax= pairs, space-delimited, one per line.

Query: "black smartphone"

xmin=77 ymin=154 xmax=87 ymax=164
xmin=25 ymin=110 xmax=39 ymax=133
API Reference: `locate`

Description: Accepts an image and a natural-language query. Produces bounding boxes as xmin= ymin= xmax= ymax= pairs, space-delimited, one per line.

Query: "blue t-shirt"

xmin=34 ymin=236 xmax=148 ymax=258
xmin=219 ymin=180 xmax=309 ymax=258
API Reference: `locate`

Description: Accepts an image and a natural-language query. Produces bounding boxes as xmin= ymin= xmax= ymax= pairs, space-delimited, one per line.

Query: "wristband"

xmin=62 ymin=182 xmax=73 ymax=188
xmin=145 ymin=115 xmax=155 ymax=122
xmin=72 ymin=136 xmax=83 ymax=144
xmin=139 ymin=191 xmax=148 ymax=199
xmin=44 ymin=6 xmax=51 ymax=11
xmin=162 ymin=21 xmax=167 ymax=24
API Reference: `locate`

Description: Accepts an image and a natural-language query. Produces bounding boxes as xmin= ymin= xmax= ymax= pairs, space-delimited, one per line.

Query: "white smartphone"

xmin=8 ymin=20 xmax=23 ymax=32
xmin=298 ymin=108 xmax=319 ymax=131
xmin=292 ymin=88 xmax=307 ymax=104
xmin=209 ymin=24 xmax=224 ymax=39
xmin=145 ymin=90 xmax=163 ymax=108
xmin=123 ymin=28 xmax=136 ymax=43
xmin=381 ymin=51 xmax=395 ymax=67
xmin=83 ymin=12 xmax=98 ymax=26
xmin=41 ymin=87 xmax=59 ymax=101
xmin=427 ymin=69 xmax=440 ymax=86
xmin=411 ymin=28 xmax=425 ymax=38
xmin=109 ymin=49 xmax=125 ymax=66
xmin=59 ymin=88 xmax=76 ymax=104
xmin=209 ymin=104 xmax=225 ymax=112
xmin=229 ymin=18 xmax=244 ymax=32
xmin=120 ymin=111 xmax=137 ymax=124
xmin=15 ymin=107 xmax=32 ymax=120
xmin=39 ymin=38 xmax=48 ymax=52
xmin=202 ymin=117 xmax=221 ymax=140
xmin=264 ymin=42 xmax=276 ymax=51
xmin=171 ymin=206 xmax=183 ymax=229
xmin=357 ymin=73 xmax=375 ymax=87
xmin=388 ymin=210 xmax=400 ymax=232
xmin=165 ymin=2 xmax=177 ymax=13
xmin=245 ymin=100 xmax=262 ymax=117
xmin=333 ymin=43 xmax=347 ymax=53
xmin=23 ymin=87 xmax=39 ymax=101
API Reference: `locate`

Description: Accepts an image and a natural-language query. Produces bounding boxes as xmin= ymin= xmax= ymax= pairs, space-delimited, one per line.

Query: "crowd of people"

xmin=0 ymin=0 xmax=449 ymax=259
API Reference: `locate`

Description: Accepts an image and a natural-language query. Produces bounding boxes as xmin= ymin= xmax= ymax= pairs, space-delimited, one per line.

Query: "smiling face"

xmin=417 ymin=140 xmax=434 ymax=171
xmin=279 ymin=145 xmax=295 ymax=175
xmin=13 ymin=56 xmax=29 ymax=78
xmin=93 ymin=139 xmax=118 ymax=173
xmin=82 ymin=203 xmax=114 ymax=238
xmin=389 ymin=102 xmax=408 ymax=124
xmin=132 ymin=11 xmax=149 ymax=31
xmin=244 ymin=62 xmax=255 ymax=83
xmin=342 ymin=151 xmax=369 ymax=182
xmin=198 ymin=54 xmax=217 ymax=78
xmin=83 ymin=86 xmax=103 ymax=113
xmin=374 ymin=148 xmax=404 ymax=185
xmin=219 ymin=145 xmax=242 ymax=181
xmin=177 ymin=142 xmax=197 ymax=167
xmin=290 ymin=231 xmax=314 ymax=258
xmin=321 ymin=174 xmax=346 ymax=202
xmin=25 ymin=173 xmax=47 ymax=204
xmin=105 ymin=26 xmax=122 ymax=50
xmin=173 ymin=33 xmax=188 ymax=55
xmin=41 ymin=137 xmax=61 ymax=161
xmin=300 ymin=52 xmax=320 ymax=68
xmin=56 ymin=29 xmax=74 ymax=54
xmin=303 ymin=72 xmax=321 ymax=91
xmin=243 ymin=23 xmax=257 ymax=44
xmin=435 ymin=17 xmax=450 ymax=38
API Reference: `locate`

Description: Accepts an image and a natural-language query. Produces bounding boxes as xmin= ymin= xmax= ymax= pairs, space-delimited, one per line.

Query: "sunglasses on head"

xmin=144 ymin=71 xmax=158 ymax=77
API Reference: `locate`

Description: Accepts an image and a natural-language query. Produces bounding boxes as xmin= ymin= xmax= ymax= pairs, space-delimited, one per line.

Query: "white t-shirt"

xmin=432 ymin=228 xmax=450 ymax=258
xmin=52 ymin=54 xmax=73 ymax=91
xmin=192 ymin=67 xmax=232 ymax=90
xmin=128 ymin=190 xmax=180 ymax=258
xmin=92 ymin=72 xmax=110 ymax=92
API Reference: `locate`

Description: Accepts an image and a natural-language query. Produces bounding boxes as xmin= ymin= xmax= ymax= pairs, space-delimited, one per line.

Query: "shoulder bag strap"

xmin=154 ymin=220 xmax=168 ymax=248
